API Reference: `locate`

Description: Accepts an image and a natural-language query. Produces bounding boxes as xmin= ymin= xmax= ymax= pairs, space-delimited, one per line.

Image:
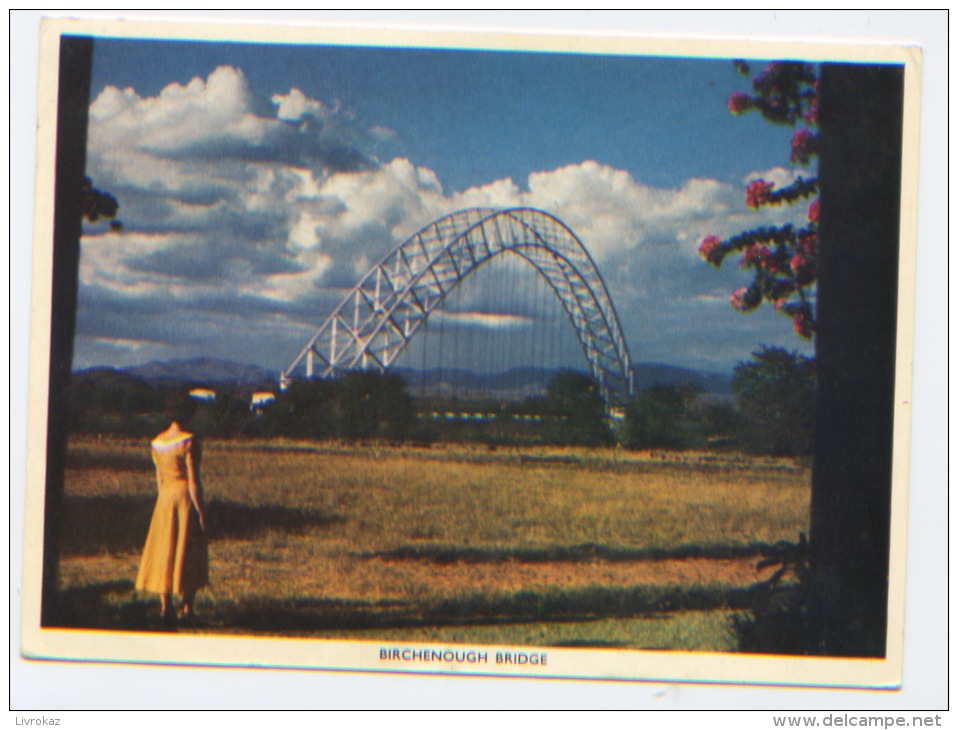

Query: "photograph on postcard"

xmin=22 ymin=18 xmax=919 ymax=687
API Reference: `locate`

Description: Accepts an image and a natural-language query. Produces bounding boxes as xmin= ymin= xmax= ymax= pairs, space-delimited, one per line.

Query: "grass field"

xmin=53 ymin=436 xmax=811 ymax=651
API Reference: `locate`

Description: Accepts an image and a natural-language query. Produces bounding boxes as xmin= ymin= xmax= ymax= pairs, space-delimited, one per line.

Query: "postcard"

xmin=20 ymin=14 xmax=921 ymax=691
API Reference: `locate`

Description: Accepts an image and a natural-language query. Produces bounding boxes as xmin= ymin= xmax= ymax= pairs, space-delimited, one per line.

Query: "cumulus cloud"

xmin=77 ymin=67 xmax=812 ymax=373
xmin=271 ymin=87 xmax=331 ymax=122
xmin=86 ymin=66 xmax=388 ymax=245
xmin=91 ymin=67 xmax=384 ymax=171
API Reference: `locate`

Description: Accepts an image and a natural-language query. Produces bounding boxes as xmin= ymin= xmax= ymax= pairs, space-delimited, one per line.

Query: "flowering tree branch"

xmin=700 ymin=61 xmax=819 ymax=339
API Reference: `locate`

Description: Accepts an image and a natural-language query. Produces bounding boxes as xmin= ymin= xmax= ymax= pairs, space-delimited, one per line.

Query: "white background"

xmin=8 ymin=9 xmax=949 ymax=713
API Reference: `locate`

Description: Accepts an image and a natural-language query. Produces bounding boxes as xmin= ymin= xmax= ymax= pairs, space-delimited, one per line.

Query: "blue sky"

xmin=90 ymin=41 xmax=791 ymax=192
xmin=77 ymin=36 xmax=815 ymax=376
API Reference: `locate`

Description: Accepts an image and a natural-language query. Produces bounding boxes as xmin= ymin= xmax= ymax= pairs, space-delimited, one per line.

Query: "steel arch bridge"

xmin=281 ymin=208 xmax=634 ymax=407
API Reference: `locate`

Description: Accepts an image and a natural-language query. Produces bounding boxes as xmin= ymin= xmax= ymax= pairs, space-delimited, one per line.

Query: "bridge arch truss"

xmin=281 ymin=208 xmax=634 ymax=407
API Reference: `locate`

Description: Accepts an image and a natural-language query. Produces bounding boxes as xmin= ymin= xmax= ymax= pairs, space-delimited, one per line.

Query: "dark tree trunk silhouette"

xmin=42 ymin=35 xmax=93 ymax=626
xmin=809 ymin=63 xmax=904 ymax=656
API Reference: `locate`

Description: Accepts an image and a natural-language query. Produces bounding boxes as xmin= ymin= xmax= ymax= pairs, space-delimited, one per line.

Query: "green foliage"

xmin=251 ymin=372 xmax=416 ymax=442
xmin=540 ymin=370 xmax=614 ymax=447
xmin=257 ymin=378 xmax=337 ymax=440
xmin=732 ymin=346 xmax=815 ymax=456
xmin=67 ymin=369 xmax=418 ymax=443
xmin=192 ymin=392 xmax=250 ymax=439
xmin=624 ymin=385 xmax=703 ymax=450
xmin=699 ymin=400 xmax=742 ymax=447
xmin=733 ymin=534 xmax=819 ymax=655
xmin=74 ymin=366 xmax=803 ymax=455
xmin=333 ymin=371 xmax=416 ymax=441
xmin=82 ymin=177 xmax=123 ymax=230
xmin=66 ymin=372 xmax=166 ymax=436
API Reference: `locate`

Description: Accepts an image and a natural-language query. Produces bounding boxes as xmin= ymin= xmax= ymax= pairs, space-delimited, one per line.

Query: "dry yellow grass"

xmin=56 ymin=436 xmax=811 ymax=649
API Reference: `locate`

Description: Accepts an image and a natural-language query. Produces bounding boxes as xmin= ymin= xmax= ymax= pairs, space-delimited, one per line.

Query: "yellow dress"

xmin=135 ymin=432 xmax=208 ymax=596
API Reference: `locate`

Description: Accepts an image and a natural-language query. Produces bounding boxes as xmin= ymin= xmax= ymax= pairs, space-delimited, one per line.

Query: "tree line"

xmin=624 ymin=346 xmax=814 ymax=456
xmin=67 ymin=347 xmax=813 ymax=456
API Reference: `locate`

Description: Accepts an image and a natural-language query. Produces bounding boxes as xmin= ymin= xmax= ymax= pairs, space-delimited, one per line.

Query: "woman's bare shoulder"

xmin=151 ymin=430 xmax=194 ymax=452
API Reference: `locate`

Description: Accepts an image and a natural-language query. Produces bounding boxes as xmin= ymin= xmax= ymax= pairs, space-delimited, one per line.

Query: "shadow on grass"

xmin=59 ymin=496 xmax=344 ymax=555
xmin=734 ymin=582 xmax=815 ymax=655
xmin=65 ymin=449 xmax=154 ymax=473
xmin=362 ymin=542 xmax=777 ymax=564
xmin=47 ymin=579 xmax=750 ymax=643
xmin=43 ymin=579 xmax=181 ymax=633
xmin=203 ymin=500 xmax=345 ymax=541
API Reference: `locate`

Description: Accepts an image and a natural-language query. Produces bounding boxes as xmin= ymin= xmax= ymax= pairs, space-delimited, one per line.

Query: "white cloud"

xmin=744 ymin=165 xmax=814 ymax=189
xmin=79 ymin=229 xmax=184 ymax=290
xmin=287 ymin=211 xmax=323 ymax=250
xmin=90 ymin=67 xmax=267 ymax=160
xmin=82 ymin=151 xmax=792 ymax=354
xmin=258 ymin=260 xmax=333 ymax=303
xmin=87 ymin=65 xmax=383 ymax=207
xmin=78 ymin=68 xmax=815 ymax=374
xmin=92 ymin=336 xmax=155 ymax=351
xmin=434 ymin=311 xmax=532 ymax=329
xmin=271 ymin=87 xmax=330 ymax=122
xmin=311 ymin=157 xmax=447 ymax=243
xmin=451 ymin=177 xmax=522 ymax=210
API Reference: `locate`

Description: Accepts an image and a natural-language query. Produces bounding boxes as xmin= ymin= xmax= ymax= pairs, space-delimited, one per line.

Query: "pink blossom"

xmin=803 ymin=83 xmax=820 ymax=125
xmin=698 ymin=235 xmax=724 ymax=266
xmin=754 ymin=62 xmax=781 ymax=89
xmin=739 ymin=244 xmax=770 ymax=269
xmin=764 ymin=254 xmax=785 ymax=275
xmin=730 ymin=286 xmax=760 ymax=312
xmin=797 ymin=231 xmax=818 ymax=258
xmin=807 ymin=198 xmax=820 ymax=223
xmin=793 ymin=312 xmax=814 ymax=339
xmin=746 ymin=179 xmax=774 ymax=209
xmin=729 ymin=287 xmax=749 ymax=311
xmin=790 ymin=129 xmax=818 ymax=163
xmin=790 ymin=253 xmax=817 ymax=286
xmin=728 ymin=92 xmax=751 ymax=114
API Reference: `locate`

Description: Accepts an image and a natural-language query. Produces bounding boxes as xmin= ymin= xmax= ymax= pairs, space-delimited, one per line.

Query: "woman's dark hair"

xmin=163 ymin=392 xmax=197 ymax=425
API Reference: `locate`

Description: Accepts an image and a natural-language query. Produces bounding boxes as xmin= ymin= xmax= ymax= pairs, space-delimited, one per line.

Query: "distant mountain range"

xmin=120 ymin=358 xmax=278 ymax=386
xmin=73 ymin=358 xmax=732 ymax=395
xmin=631 ymin=363 xmax=733 ymax=395
xmin=395 ymin=364 xmax=733 ymax=396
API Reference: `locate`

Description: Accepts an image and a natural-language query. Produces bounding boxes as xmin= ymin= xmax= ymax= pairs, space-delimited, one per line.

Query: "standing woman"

xmin=136 ymin=394 xmax=208 ymax=622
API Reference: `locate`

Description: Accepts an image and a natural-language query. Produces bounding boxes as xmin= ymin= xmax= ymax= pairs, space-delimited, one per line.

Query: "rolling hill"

xmin=72 ymin=358 xmax=732 ymax=396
